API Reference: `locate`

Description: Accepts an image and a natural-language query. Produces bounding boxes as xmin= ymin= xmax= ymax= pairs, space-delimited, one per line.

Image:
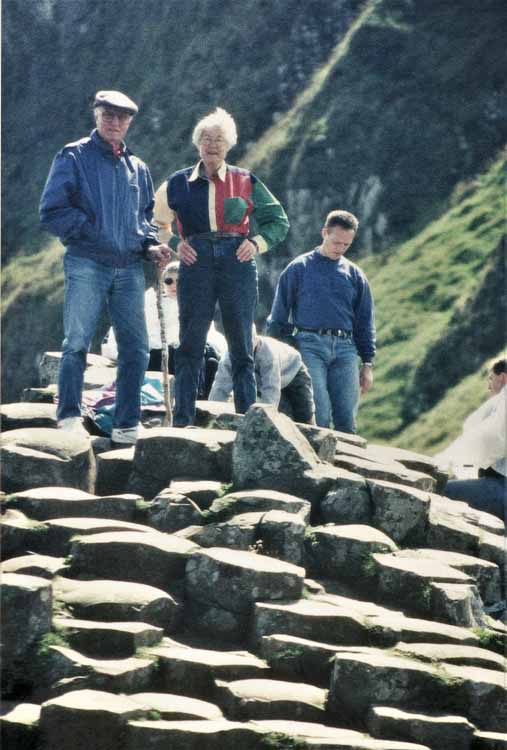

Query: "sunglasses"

xmin=164 ymin=277 xmax=178 ymax=285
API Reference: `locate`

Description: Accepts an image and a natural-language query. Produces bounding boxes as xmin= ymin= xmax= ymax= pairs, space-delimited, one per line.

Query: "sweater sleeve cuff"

xmin=252 ymin=233 xmax=268 ymax=254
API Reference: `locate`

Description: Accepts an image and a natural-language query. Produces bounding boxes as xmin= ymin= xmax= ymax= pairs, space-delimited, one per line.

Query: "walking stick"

xmin=156 ymin=269 xmax=173 ymax=426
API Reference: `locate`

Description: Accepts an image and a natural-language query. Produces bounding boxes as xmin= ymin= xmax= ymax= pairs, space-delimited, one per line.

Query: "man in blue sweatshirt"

xmin=40 ymin=90 xmax=170 ymax=443
xmin=267 ymin=210 xmax=375 ymax=433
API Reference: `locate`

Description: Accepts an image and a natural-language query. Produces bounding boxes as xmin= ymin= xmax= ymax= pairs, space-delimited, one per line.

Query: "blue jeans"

xmin=445 ymin=477 xmax=506 ymax=522
xmin=57 ymin=254 xmax=149 ymax=428
xmin=296 ymin=331 xmax=359 ymax=432
xmin=175 ymin=237 xmax=258 ymax=426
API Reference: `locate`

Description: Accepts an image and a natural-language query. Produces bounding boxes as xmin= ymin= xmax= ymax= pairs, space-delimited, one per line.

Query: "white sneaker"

xmin=57 ymin=417 xmax=89 ymax=437
xmin=111 ymin=425 xmax=143 ymax=445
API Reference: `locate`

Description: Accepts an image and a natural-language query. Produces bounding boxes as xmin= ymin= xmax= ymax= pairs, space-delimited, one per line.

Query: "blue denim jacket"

xmin=40 ymin=130 xmax=159 ymax=267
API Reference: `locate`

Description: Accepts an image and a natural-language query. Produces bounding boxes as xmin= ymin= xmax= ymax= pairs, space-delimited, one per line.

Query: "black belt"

xmin=186 ymin=232 xmax=245 ymax=241
xmin=295 ymin=326 xmax=353 ymax=338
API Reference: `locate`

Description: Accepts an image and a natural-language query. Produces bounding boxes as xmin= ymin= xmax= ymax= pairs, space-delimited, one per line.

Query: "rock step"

xmin=1 ymin=428 xmax=94 ymax=494
xmin=0 ymin=402 xmax=58 ymax=430
xmin=187 ymin=509 xmax=307 ymax=565
xmin=306 ymin=523 xmax=397 ymax=580
xmin=39 ymin=644 xmax=158 ymax=698
xmin=253 ymin=596 xmax=482 ymax=650
xmin=214 ymin=677 xmax=328 ymax=722
xmin=4 ymin=486 xmax=141 ymax=521
xmin=366 ymin=705 xmax=475 ymax=750
xmin=167 ymin=479 xmax=225 ymax=510
xmin=395 ymin=548 xmax=502 ymax=605
xmin=145 ymin=638 xmax=270 ymax=699
xmin=37 ymin=516 xmax=153 ymax=556
xmin=127 ymin=427 xmax=236 ymax=499
xmin=328 ymin=648 xmax=507 ymax=734
xmin=334 ymin=452 xmax=436 ymax=492
xmin=370 ymin=551 xmax=483 ymax=627
xmin=184 ymin=546 xmax=305 ymax=641
xmin=95 ymin=447 xmax=135 ymax=496
xmin=53 ymin=616 xmax=164 ymax=658
xmin=53 ymin=576 xmax=181 ymax=633
xmin=256 ymin=720 xmax=432 ymax=748
xmin=206 ymin=487 xmax=311 ymax=523
xmin=393 ymin=641 xmax=507 ymax=672
xmin=1 ymin=552 xmax=66 ymax=579
xmin=472 ymin=731 xmax=507 ymax=749
xmin=68 ymin=530 xmax=197 ymax=593
xmin=0 ymin=702 xmax=41 ymax=750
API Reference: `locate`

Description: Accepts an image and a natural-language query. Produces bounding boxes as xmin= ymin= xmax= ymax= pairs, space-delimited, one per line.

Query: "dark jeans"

xmin=278 ymin=363 xmax=316 ymax=424
xmin=174 ymin=237 xmax=258 ymax=425
xmin=445 ymin=476 xmax=506 ymax=522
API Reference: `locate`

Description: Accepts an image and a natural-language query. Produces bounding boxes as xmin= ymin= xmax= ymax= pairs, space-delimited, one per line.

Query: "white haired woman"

xmin=154 ymin=107 xmax=289 ymax=426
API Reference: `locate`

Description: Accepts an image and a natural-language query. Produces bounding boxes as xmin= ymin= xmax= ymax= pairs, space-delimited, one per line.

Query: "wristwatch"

xmin=362 ymin=362 xmax=374 ymax=368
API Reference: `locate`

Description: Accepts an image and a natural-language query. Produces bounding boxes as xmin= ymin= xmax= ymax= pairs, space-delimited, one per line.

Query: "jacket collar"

xmin=91 ymin=129 xmax=135 ymax=172
xmin=189 ymin=160 xmax=227 ymax=182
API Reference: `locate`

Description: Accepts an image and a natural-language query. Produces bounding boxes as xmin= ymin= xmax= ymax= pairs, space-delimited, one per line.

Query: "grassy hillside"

xmin=245 ymin=0 xmax=507 ymax=256
xmin=392 ymin=349 xmax=505 ymax=456
xmin=356 ymin=154 xmax=506 ymax=444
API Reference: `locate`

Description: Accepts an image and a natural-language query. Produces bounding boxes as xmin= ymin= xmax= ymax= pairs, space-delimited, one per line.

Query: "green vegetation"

xmin=36 ymin=631 xmax=69 ymax=656
xmin=472 ymin=627 xmax=505 ymax=655
xmin=357 ymin=156 xmax=505 ymax=449
xmin=261 ymin=733 xmax=308 ymax=749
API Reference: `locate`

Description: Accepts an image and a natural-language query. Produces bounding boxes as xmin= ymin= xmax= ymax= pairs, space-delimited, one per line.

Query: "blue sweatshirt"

xmin=268 ymin=248 xmax=376 ymax=362
xmin=39 ymin=130 xmax=159 ymax=267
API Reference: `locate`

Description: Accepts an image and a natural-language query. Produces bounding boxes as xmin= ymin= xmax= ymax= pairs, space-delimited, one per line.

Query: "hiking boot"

xmin=57 ymin=417 xmax=89 ymax=437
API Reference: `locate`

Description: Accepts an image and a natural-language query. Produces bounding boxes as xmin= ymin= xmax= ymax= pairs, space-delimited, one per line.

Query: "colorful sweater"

xmin=154 ymin=161 xmax=289 ymax=253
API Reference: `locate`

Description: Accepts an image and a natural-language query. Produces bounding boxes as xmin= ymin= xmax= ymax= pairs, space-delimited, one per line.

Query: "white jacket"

xmin=435 ymin=385 xmax=507 ymax=477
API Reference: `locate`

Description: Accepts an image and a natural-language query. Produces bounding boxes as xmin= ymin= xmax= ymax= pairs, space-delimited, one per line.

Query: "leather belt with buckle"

xmin=296 ymin=326 xmax=352 ymax=338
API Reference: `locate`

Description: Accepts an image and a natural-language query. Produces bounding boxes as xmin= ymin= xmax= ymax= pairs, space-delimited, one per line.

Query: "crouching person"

xmin=209 ymin=326 xmax=315 ymax=424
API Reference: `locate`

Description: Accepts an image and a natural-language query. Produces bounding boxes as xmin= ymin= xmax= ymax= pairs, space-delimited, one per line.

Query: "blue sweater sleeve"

xmin=352 ymin=270 xmax=376 ymax=362
xmin=267 ymin=263 xmax=299 ymax=339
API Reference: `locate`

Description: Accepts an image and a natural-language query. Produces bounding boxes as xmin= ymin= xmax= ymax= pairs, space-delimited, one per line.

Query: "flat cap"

xmin=93 ymin=90 xmax=138 ymax=114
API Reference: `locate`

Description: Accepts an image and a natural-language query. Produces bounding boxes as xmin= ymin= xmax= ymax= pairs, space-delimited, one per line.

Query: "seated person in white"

xmin=435 ymin=358 xmax=506 ymax=522
xmin=209 ymin=325 xmax=315 ymax=424
xmin=102 ymin=261 xmax=227 ymax=396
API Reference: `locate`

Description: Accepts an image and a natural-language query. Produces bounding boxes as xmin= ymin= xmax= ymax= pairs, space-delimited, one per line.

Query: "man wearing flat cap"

xmin=40 ymin=90 xmax=171 ymax=444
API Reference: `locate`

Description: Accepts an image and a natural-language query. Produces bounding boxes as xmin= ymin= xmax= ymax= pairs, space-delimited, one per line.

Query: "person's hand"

xmin=147 ymin=243 xmax=171 ymax=269
xmin=177 ymin=239 xmax=197 ymax=266
xmin=360 ymin=364 xmax=374 ymax=394
xmin=236 ymin=238 xmax=257 ymax=262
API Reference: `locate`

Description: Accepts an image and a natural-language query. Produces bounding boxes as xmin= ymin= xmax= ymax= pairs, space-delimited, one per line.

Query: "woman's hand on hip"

xmin=177 ymin=239 xmax=197 ymax=265
xmin=236 ymin=238 xmax=257 ymax=262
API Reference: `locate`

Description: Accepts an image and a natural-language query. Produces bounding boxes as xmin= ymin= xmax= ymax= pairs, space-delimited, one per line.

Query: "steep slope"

xmin=244 ymin=0 xmax=507 ymax=256
xmin=356 ymin=155 xmax=506 ymax=444
xmin=394 ymin=347 xmax=506 ymax=456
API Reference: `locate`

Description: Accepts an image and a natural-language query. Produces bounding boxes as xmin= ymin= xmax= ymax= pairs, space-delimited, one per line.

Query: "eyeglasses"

xmin=100 ymin=109 xmax=132 ymax=123
xmin=200 ymin=135 xmax=227 ymax=146
xmin=164 ymin=277 xmax=177 ymax=285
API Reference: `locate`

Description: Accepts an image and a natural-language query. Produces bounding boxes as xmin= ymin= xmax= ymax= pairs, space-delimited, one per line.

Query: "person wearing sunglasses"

xmin=40 ymin=90 xmax=171 ymax=444
xmin=102 ymin=261 xmax=226 ymax=396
